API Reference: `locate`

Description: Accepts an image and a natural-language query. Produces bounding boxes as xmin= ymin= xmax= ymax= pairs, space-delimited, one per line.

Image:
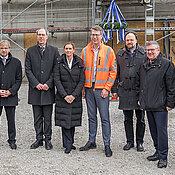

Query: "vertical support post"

xmin=92 ymin=0 xmax=96 ymax=26
xmin=144 ymin=5 xmax=147 ymax=46
xmin=50 ymin=0 xmax=54 ymax=26
xmin=0 ymin=0 xmax=2 ymax=40
xmin=152 ymin=0 xmax=155 ymax=41
xmin=44 ymin=0 xmax=47 ymax=31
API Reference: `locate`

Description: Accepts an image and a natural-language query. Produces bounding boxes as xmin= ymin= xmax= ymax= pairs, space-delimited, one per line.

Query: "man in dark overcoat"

xmin=111 ymin=31 xmax=146 ymax=151
xmin=0 ymin=40 xmax=22 ymax=149
xmin=138 ymin=41 xmax=175 ymax=168
xmin=25 ymin=28 xmax=60 ymax=150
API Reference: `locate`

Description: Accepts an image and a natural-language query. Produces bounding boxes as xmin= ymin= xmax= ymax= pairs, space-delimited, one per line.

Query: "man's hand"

xmin=138 ymin=101 xmax=140 ymax=106
xmin=36 ymin=83 xmax=43 ymax=90
xmin=0 ymin=90 xmax=5 ymax=96
xmin=0 ymin=90 xmax=11 ymax=97
xmin=82 ymin=88 xmax=85 ymax=99
xmin=112 ymin=93 xmax=118 ymax=98
xmin=42 ymin=84 xmax=49 ymax=91
xmin=101 ymin=89 xmax=109 ymax=98
xmin=166 ymin=106 xmax=173 ymax=111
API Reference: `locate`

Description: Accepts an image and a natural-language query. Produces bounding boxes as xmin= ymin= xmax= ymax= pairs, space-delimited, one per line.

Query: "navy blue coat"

xmin=138 ymin=54 xmax=175 ymax=111
xmin=0 ymin=52 xmax=22 ymax=106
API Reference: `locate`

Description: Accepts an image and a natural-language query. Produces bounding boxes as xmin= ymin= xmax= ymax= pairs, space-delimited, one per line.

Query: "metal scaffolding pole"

xmin=1 ymin=0 xmax=39 ymax=30
xmin=45 ymin=0 xmax=48 ymax=30
xmin=92 ymin=0 xmax=95 ymax=26
xmin=0 ymin=0 xmax=2 ymax=40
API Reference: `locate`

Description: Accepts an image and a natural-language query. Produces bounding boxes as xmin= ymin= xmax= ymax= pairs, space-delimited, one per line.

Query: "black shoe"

xmin=147 ymin=152 xmax=159 ymax=161
xmin=64 ymin=147 xmax=71 ymax=154
xmin=63 ymin=145 xmax=76 ymax=150
xmin=30 ymin=140 xmax=43 ymax=149
xmin=45 ymin=141 xmax=53 ymax=150
xmin=105 ymin=146 xmax=112 ymax=157
xmin=123 ymin=143 xmax=134 ymax=150
xmin=9 ymin=143 xmax=17 ymax=150
xmin=137 ymin=143 xmax=144 ymax=152
xmin=71 ymin=145 xmax=76 ymax=150
xmin=79 ymin=142 xmax=97 ymax=151
xmin=157 ymin=159 xmax=167 ymax=168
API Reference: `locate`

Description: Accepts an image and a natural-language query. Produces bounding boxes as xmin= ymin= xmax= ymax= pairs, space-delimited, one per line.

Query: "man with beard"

xmin=112 ymin=31 xmax=146 ymax=152
xmin=25 ymin=28 xmax=60 ymax=150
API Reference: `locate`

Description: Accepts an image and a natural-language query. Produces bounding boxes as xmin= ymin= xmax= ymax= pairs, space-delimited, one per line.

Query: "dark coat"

xmin=54 ymin=54 xmax=85 ymax=129
xmin=138 ymin=54 xmax=175 ymax=111
xmin=25 ymin=44 xmax=60 ymax=105
xmin=0 ymin=52 xmax=22 ymax=106
xmin=111 ymin=45 xmax=146 ymax=110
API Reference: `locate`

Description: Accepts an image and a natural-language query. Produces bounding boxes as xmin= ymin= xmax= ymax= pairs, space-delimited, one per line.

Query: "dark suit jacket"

xmin=25 ymin=44 xmax=60 ymax=105
xmin=0 ymin=52 xmax=22 ymax=106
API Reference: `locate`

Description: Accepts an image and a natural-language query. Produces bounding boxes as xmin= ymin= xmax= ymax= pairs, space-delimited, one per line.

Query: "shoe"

xmin=79 ymin=141 xmax=97 ymax=151
xmin=123 ymin=143 xmax=134 ymax=150
xmin=147 ymin=152 xmax=159 ymax=161
xmin=137 ymin=143 xmax=144 ymax=152
xmin=157 ymin=159 xmax=167 ymax=168
xmin=30 ymin=140 xmax=43 ymax=149
xmin=64 ymin=147 xmax=71 ymax=154
xmin=71 ymin=145 xmax=76 ymax=150
xmin=105 ymin=146 xmax=112 ymax=157
xmin=45 ymin=141 xmax=53 ymax=150
xmin=63 ymin=145 xmax=76 ymax=150
xmin=9 ymin=143 xmax=17 ymax=150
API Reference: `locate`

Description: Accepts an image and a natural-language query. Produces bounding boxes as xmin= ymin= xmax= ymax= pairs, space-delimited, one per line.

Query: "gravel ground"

xmin=0 ymin=84 xmax=175 ymax=175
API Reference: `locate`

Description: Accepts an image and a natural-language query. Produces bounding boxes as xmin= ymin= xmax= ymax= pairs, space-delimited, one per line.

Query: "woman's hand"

xmin=64 ymin=95 xmax=75 ymax=104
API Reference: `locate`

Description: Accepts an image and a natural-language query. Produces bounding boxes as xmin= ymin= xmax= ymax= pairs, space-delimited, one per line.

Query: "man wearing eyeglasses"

xmin=80 ymin=25 xmax=117 ymax=157
xmin=0 ymin=40 xmax=22 ymax=150
xmin=111 ymin=31 xmax=146 ymax=152
xmin=137 ymin=41 xmax=175 ymax=168
xmin=25 ymin=28 xmax=60 ymax=150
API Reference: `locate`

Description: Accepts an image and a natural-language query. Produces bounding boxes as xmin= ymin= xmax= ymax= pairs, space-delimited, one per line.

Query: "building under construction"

xmin=0 ymin=0 xmax=175 ymax=74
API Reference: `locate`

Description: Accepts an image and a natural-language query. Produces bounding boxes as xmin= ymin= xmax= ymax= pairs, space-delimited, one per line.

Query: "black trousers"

xmin=62 ymin=127 xmax=75 ymax=149
xmin=123 ymin=109 xmax=145 ymax=144
xmin=32 ymin=105 xmax=53 ymax=141
xmin=147 ymin=111 xmax=168 ymax=160
xmin=0 ymin=106 xmax=16 ymax=144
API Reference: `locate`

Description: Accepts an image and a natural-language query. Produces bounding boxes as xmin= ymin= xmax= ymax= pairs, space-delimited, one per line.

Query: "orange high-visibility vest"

xmin=81 ymin=41 xmax=117 ymax=91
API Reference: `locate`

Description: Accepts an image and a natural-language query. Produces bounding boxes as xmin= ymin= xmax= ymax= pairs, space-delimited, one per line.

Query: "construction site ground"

xmin=0 ymin=85 xmax=175 ymax=175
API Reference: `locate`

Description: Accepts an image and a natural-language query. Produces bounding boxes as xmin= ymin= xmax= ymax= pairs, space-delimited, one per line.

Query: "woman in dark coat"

xmin=54 ymin=42 xmax=85 ymax=154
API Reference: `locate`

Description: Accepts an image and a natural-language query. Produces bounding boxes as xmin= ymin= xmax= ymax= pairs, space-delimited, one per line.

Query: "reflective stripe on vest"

xmin=84 ymin=47 xmax=87 ymax=67
xmin=108 ymin=77 xmax=115 ymax=83
xmin=85 ymin=79 xmax=91 ymax=83
xmin=95 ymin=80 xmax=107 ymax=84
xmin=103 ymin=47 xmax=111 ymax=70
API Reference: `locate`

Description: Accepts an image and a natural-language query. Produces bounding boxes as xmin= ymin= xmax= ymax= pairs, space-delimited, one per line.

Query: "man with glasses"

xmin=111 ymin=31 xmax=146 ymax=152
xmin=137 ymin=41 xmax=175 ymax=168
xmin=0 ymin=40 xmax=22 ymax=149
xmin=79 ymin=25 xmax=117 ymax=157
xmin=25 ymin=28 xmax=60 ymax=150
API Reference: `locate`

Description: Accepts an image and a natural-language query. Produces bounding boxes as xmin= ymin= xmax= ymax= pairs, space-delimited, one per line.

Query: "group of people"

xmin=0 ymin=26 xmax=175 ymax=169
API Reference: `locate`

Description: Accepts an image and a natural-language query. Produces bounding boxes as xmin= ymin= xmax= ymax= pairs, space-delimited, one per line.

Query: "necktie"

xmin=41 ymin=47 xmax=44 ymax=55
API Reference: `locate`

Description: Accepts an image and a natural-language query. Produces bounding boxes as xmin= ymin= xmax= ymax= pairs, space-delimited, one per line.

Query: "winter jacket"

xmin=25 ymin=44 xmax=60 ymax=105
xmin=0 ymin=52 xmax=22 ymax=106
xmin=138 ymin=53 xmax=175 ymax=111
xmin=81 ymin=41 xmax=117 ymax=91
xmin=111 ymin=45 xmax=146 ymax=110
xmin=54 ymin=54 xmax=85 ymax=129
